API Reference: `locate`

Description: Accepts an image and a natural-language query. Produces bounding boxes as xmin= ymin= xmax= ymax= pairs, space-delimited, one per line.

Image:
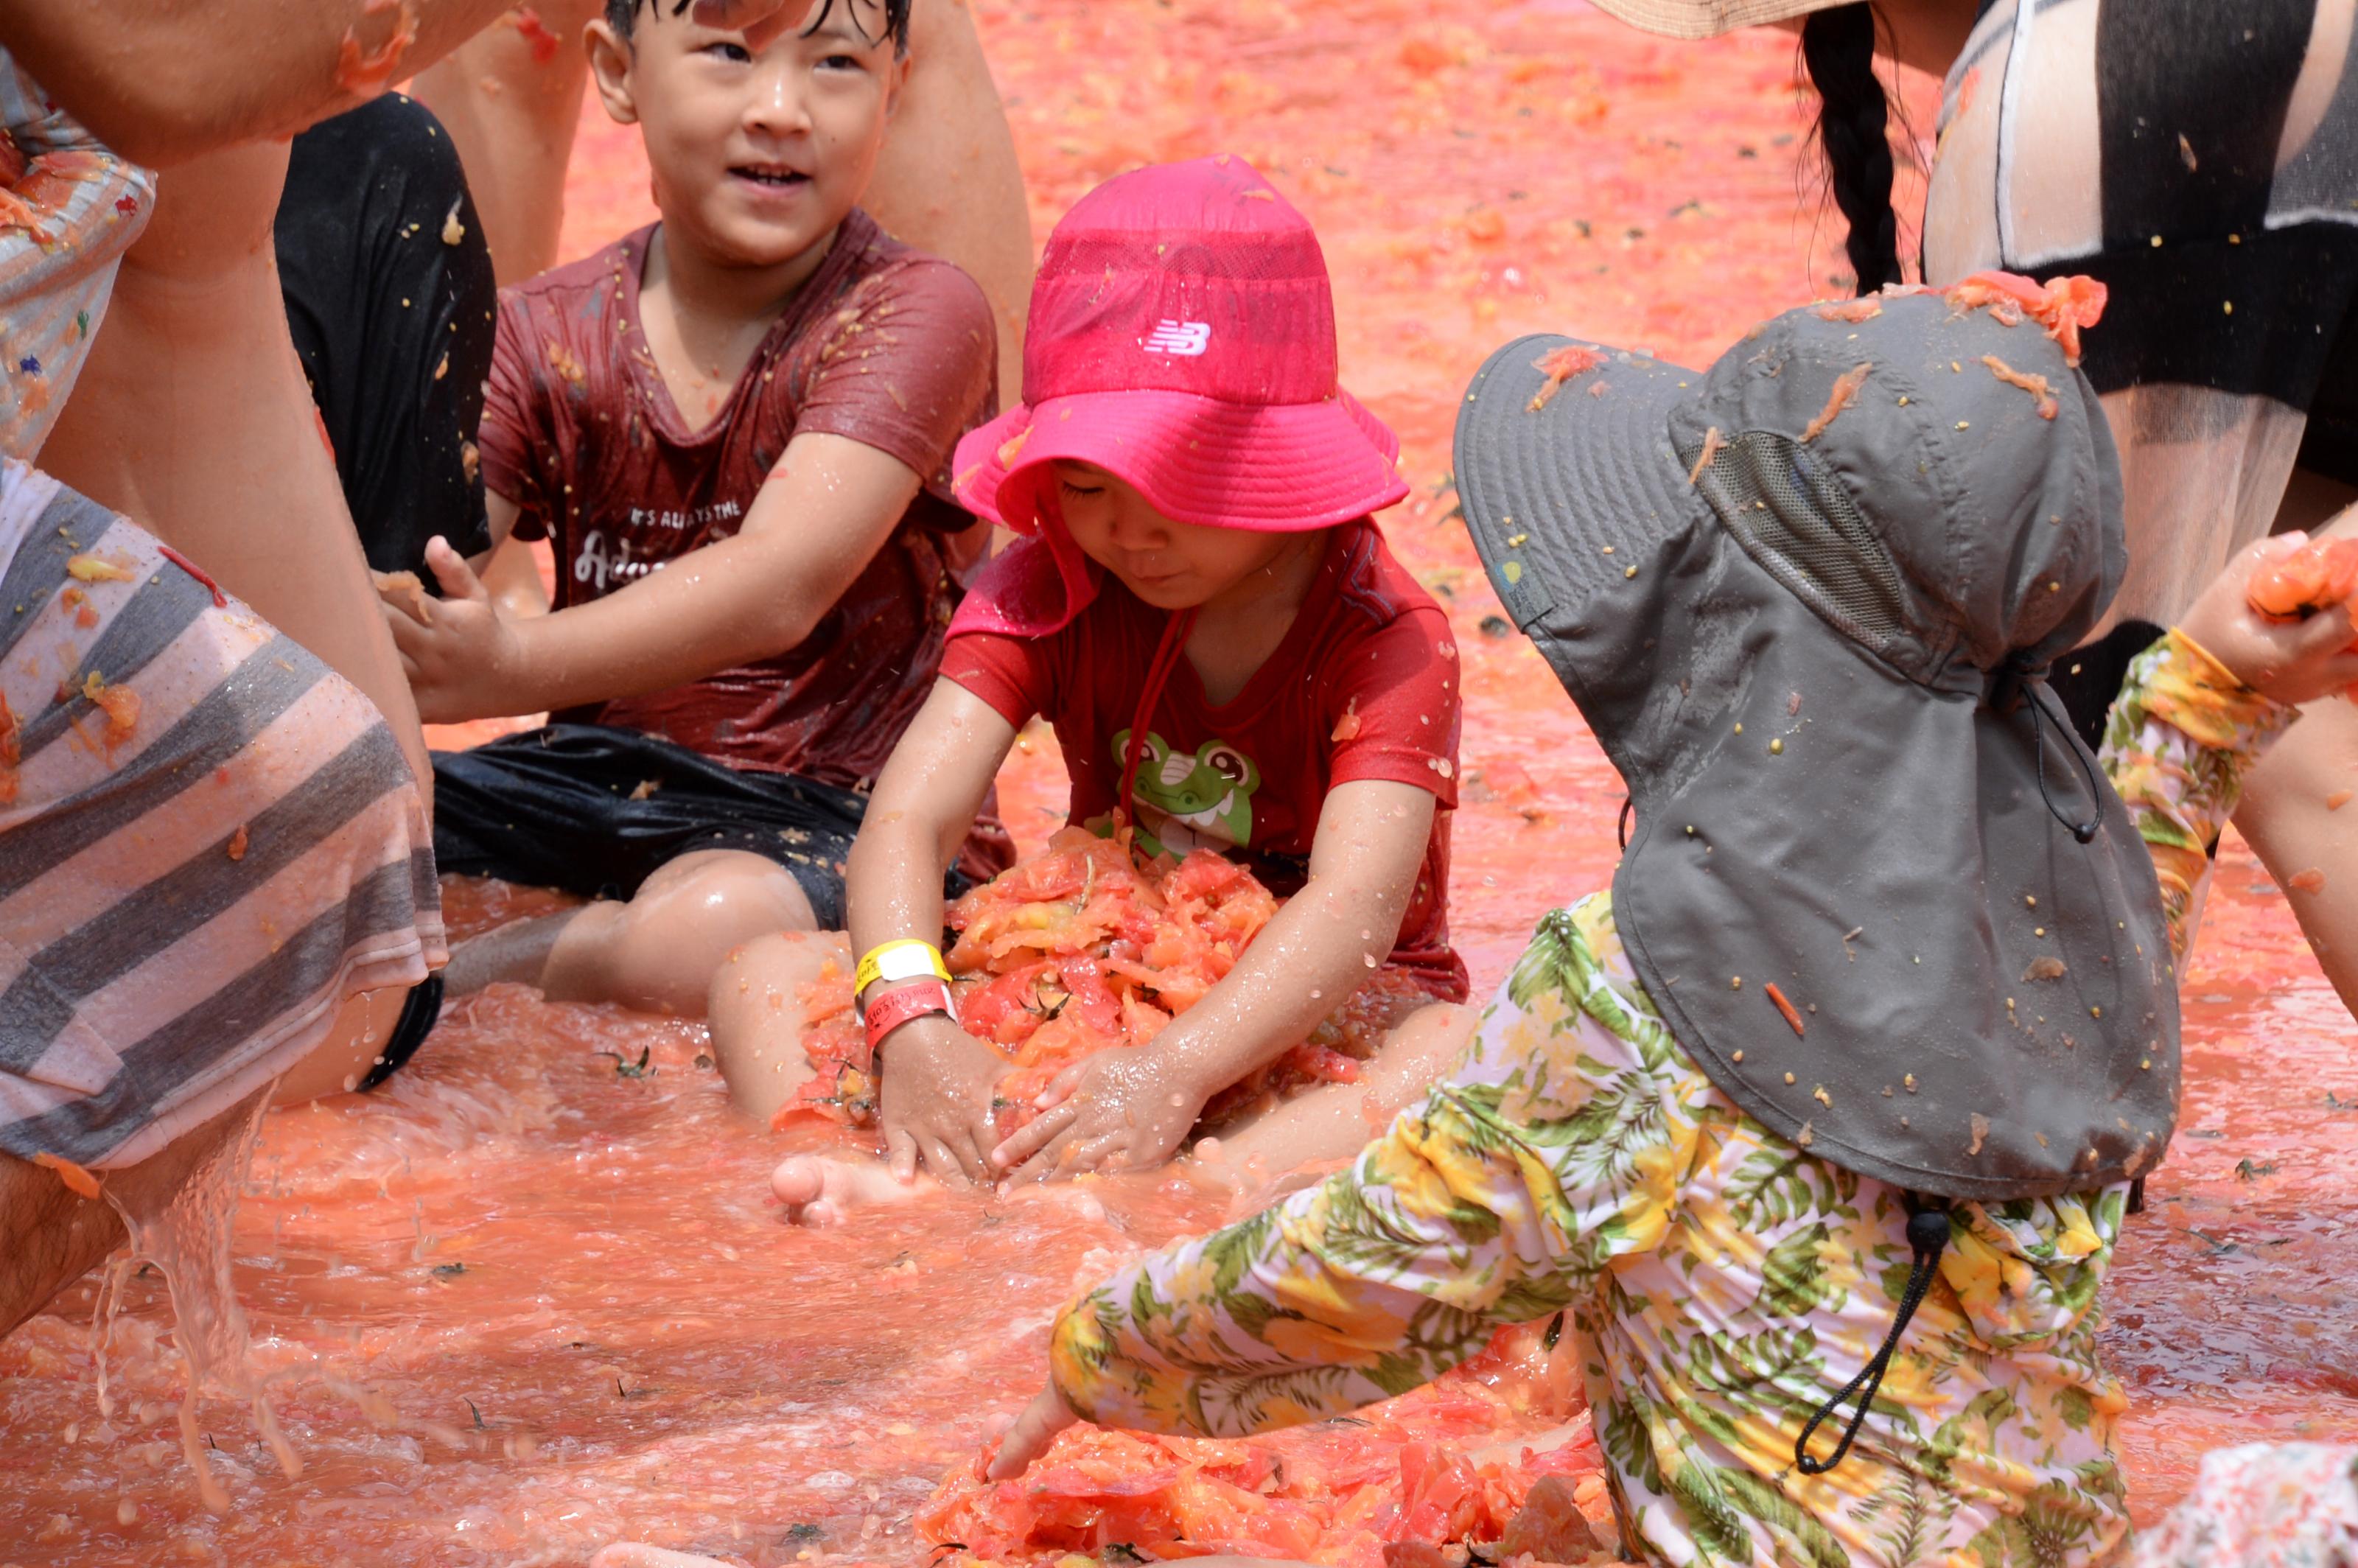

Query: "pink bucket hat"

xmin=952 ymin=155 xmax=1408 ymax=550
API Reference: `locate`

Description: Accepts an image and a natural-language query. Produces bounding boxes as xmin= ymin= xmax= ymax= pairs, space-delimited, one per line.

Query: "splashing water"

xmin=95 ymin=1090 xmax=294 ymax=1513
xmin=3 ymin=2 xmax=2355 ymax=1564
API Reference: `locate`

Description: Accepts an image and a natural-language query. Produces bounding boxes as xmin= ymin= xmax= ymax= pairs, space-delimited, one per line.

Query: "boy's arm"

xmin=387 ymin=432 xmax=923 ymax=724
xmin=993 ymin=778 xmax=1439 ymax=1180
xmin=847 ymin=677 xmax=1023 ymax=1186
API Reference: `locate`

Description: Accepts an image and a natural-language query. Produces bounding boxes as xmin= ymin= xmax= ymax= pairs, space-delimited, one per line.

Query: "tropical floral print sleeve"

xmin=1043 ymin=627 xmax=2291 ymax=1568
xmin=2099 ymin=629 xmax=2298 ymax=961
xmin=1052 ymin=897 xmax=2135 ymax=1567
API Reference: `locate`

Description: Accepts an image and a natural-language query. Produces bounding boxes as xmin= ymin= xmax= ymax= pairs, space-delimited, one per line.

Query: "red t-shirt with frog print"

xmin=940 ymin=520 xmax=1467 ymax=1000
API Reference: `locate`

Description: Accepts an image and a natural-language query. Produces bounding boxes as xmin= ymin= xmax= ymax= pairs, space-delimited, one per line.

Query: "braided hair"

xmin=1802 ymin=2 xmax=1903 ymax=296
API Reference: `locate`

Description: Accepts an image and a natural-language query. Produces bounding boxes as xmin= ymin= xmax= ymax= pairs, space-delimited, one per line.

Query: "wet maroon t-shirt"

xmin=477 ymin=209 xmax=997 ymax=791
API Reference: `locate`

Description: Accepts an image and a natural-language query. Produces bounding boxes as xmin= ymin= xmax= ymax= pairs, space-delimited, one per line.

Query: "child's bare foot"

xmin=769 ymin=1154 xmax=935 ymax=1226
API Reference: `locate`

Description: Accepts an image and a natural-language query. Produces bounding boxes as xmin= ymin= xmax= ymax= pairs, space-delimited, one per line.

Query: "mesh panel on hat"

xmin=1696 ymin=431 xmax=1907 ymax=651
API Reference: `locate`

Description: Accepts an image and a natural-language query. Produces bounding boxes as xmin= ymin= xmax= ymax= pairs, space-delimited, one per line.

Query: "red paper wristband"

xmin=862 ymin=979 xmax=955 ymax=1071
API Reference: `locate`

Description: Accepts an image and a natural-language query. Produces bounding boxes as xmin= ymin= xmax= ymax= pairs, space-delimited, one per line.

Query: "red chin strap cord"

xmin=1118 ymin=606 xmax=1200 ymax=833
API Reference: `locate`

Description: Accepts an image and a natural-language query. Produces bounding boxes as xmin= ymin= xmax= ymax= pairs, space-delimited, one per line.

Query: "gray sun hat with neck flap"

xmin=1455 ymin=291 xmax=2180 ymax=1203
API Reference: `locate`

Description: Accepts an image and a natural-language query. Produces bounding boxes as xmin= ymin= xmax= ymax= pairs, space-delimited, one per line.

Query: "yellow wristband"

xmin=854 ymin=939 xmax=950 ymax=998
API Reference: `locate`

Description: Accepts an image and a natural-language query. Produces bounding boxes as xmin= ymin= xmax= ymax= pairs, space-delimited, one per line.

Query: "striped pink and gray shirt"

xmin=0 ymin=461 xmax=446 ymax=1168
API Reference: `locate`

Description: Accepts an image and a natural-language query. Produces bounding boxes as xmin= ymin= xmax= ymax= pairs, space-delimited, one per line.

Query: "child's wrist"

xmin=490 ymin=612 xmax=550 ymax=713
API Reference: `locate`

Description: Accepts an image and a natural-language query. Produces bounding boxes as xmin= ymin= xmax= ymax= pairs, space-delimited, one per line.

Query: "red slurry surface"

xmin=3 ymin=4 xmax=2355 ymax=1563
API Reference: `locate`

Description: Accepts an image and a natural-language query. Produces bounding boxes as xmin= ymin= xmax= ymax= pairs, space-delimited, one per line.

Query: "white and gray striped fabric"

xmin=0 ymin=461 xmax=444 ymax=1169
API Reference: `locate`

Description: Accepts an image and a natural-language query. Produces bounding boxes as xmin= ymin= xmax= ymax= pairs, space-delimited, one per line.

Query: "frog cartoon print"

xmin=1110 ymin=729 xmax=1261 ymax=858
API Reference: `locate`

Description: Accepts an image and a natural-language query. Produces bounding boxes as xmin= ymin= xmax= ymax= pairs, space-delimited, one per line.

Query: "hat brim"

xmin=1454 ymin=336 xmax=2177 ymax=1200
xmin=1585 ymin=0 xmax=1847 ymax=40
xmin=953 ymin=387 xmax=1408 ymax=535
xmin=1454 ymin=335 xmax=1705 ymax=637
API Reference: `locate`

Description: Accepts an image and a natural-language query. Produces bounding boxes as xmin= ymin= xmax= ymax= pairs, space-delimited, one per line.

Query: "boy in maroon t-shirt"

xmin=724 ymin=159 xmax=1480 ymax=1224
xmin=377 ymin=0 xmax=1009 ymax=1028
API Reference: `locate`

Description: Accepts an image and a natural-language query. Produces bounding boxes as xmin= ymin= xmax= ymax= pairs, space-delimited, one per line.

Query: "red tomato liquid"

xmin=4 ymin=4 xmax=2354 ymax=1562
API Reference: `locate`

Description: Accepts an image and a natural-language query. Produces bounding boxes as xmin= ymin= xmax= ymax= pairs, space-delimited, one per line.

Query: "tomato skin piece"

xmin=960 ymin=959 xmax=1058 ymax=1044
xmin=1051 ymin=955 xmax=1124 ymax=1035
xmin=915 ymin=1325 xmax=1611 ymax=1568
xmin=795 ymin=835 xmax=1441 ymax=1139
xmin=2249 ymin=538 xmax=2358 ymax=620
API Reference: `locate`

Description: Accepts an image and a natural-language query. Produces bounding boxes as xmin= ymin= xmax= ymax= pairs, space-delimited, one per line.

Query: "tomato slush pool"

xmin=3 ymin=2 xmax=2354 ymax=1563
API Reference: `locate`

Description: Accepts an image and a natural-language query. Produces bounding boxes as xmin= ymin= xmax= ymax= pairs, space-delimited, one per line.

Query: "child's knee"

xmin=547 ymin=852 xmax=819 ymax=1015
xmin=629 ymin=850 xmax=819 ymax=953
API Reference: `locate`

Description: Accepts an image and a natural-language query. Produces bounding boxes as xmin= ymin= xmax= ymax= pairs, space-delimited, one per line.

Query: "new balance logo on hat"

xmin=1143 ymin=319 xmax=1211 ymax=356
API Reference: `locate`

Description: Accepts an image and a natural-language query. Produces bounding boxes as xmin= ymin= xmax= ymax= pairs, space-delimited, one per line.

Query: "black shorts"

xmin=275 ymin=92 xmax=497 ymax=578
xmin=430 ymin=724 xmax=977 ymax=928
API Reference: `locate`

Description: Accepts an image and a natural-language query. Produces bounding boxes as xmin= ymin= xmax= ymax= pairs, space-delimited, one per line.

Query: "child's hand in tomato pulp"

xmin=876 ymin=1013 xmax=1008 ymax=1188
xmin=2180 ymin=526 xmax=2358 ymax=709
xmin=990 ymin=1040 xmax=1214 ymax=1181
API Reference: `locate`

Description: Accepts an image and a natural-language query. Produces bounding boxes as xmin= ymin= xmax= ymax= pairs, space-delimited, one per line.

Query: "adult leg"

xmin=408 ymin=0 xmax=605 ymax=286
xmin=270 ymin=988 xmax=412 ymax=1105
xmin=38 ymin=140 xmax=433 ymax=797
xmin=275 ymin=92 xmax=500 ymax=580
xmin=862 ymin=0 xmax=1034 ymax=402
xmin=0 ymin=1082 xmax=277 ymax=1339
xmin=0 ymin=1144 xmax=129 ymax=1340
xmin=410 ymin=4 xmax=598 ymax=609
xmin=2232 ymin=494 xmax=2358 ymax=1009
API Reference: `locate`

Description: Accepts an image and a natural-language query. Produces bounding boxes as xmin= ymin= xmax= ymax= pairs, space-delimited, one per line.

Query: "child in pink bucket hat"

xmin=736 ymin=156 xmax=1480 ymax=1222
xmin=950 ymin=153 xmax=1412 ymax=634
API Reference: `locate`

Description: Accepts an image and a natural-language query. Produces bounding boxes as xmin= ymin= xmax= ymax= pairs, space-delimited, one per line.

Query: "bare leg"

xmin=710 ymin=927 xmax=940 ymax=1222
xmin=2235 ymin=693 xmax=2358 ymax=1008
xmin=0 ymin=1149 xmax=128 ymax=1340
xmin=1208 ymin=1003 xmax=1477 ymax=1206
xmin=707 ymin=927 xmax=848 ymax=1122
xmin=407 ymin=0 xmax=604 ymax=285
xmin=440 ymin=850 xmax=819 ymax=1019
xmin=863 ymin=0 xmax=1035 ymax=402
xmin=2234 ymin=497 xmax=2358 ymax=1016
xmin=0 ymin=1087 xmax=270 ymax=1340
xmin=268 ymin=987 xmax=411 ymax=1105
xmin=590 ymin=1549 xmax=744 ymax=1568
xmin=442 ymin=909 xmax=577 ymax=996
xmin=38 ymin=141 xmax=431 ymax=798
